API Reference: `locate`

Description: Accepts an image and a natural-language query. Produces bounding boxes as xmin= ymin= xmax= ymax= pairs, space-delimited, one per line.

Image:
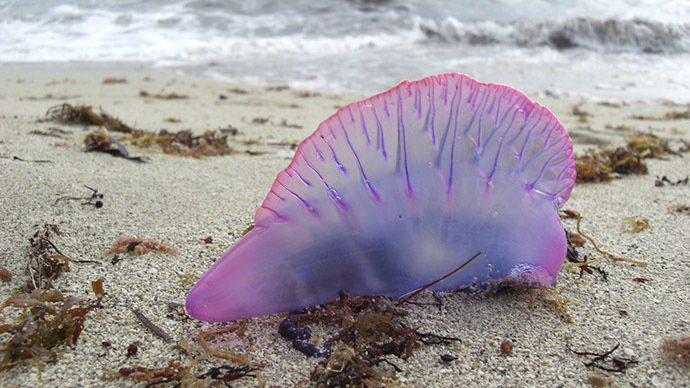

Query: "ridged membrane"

xmin=186 ymin=73 xmax=576 ymax=322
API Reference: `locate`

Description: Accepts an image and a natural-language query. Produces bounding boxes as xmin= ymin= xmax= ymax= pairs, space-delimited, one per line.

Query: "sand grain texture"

xmin=0 ymin=64 xmax=688 ymax=387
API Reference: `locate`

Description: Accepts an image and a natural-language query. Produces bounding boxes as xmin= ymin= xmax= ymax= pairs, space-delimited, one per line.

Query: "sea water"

xmin=1 ymin=0 xmax=688 ymax=101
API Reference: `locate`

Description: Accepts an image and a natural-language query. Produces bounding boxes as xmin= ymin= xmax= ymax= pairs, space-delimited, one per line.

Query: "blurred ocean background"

xmin=1 ymin=0 xmax=688 ymax=101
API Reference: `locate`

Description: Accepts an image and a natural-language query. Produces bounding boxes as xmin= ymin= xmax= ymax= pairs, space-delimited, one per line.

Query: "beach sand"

xmin=0 ymin=64 xmax=688 ymax=387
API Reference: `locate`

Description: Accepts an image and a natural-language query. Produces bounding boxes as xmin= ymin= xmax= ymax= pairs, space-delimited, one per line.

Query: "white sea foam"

xmin=1 ymin=0 xmax=689 ymax=101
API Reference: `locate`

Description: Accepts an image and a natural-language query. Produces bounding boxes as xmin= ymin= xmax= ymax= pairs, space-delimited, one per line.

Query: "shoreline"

xmin=3 ymin=60 xmax=690 ymax=105
xmin=0 ymin=65 xmax=688 ymax=387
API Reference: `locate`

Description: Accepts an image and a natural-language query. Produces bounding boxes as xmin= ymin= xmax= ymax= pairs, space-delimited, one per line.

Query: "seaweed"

xmin=102 ymin=77 xmax=127 ymax=84
xmin=571 ymin=103 xmax=591 ymax=123
xmin=295 ymin=90 xmax=322 ymax=98
xmin=626 ymin=133 xmax=673 ymax=158
xmin=139 ymin=90 xmax=188 ymax=100
xmin=567 ymin=343 xmax=637 ymax=373
xmin=597 ymin=101 xmax=623 ymax=108
xmin=575 ymin=147 xmax=647 ymax=183
xmin=105 ymin=236 xmax=179 ymax=256
xmin=266 ymin=85 xmax=290 ymax=92
xmin=121 ymin=129 xmax=237 ymax=157
xmin=46 ymin=103 xmax=136 ymax=134
xmin=604 ymin=124 xmax=634 ymax=132
xmin=228 ymin=87 xmax=249 ymax=95
xmin=197 ymin=325 xmax=254 ymax=366
xmin=565 ymin=231 xmax=607 ymax=280
xmin=251 ymin=117 xmax=270 ymax=125
xmin=280 ymin=290 xmax=462 ymax=386
xmin=29 ymin=127 xmax=72 ymax=139
xmin=631 ymin=109 xmax=690 ymax=120
xmin=118 ymin=360 xmax=189 ymax=386
xmin=9 ymin=156 xmax=52 ymax=163
xmin=655 ymin=175 xmax=689 ymax=187
xmin=132 ymin=309 xmax=174 ymax=343
xmin=621 ymin=217 xmax=650 ymax=233
xmin=0 ymin=279 xmax=103 ymax=370
xmin=48 ymin=103 xmax=240 ymax=158
xmin=197 ymin=364 xmax=260 ymax=385
xmin=310 ymin=345 xmax=384 ymax=387
xmin=27 ymin=224 xmax=70 ymax=290
xmin=440 ymin=354 xmax=457 ymax=363
xmin=575 ymin=133 xmax=678 ymax=183
xmin=55 ymin=185 xmax=105 ymax=209
xmin=561 ymin=210 xmax=647 ymax=267
xmin=84 ymin=128 xmax=149 ymax=163
xmin=667 ymin=204 xmax=690 ymax=215
xmin=660 ymin=335 xmax=690 ymax=367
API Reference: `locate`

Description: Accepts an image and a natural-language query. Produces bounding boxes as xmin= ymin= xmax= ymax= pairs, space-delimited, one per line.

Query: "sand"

xmin=0 ymin=63 xmax=688 ymax=387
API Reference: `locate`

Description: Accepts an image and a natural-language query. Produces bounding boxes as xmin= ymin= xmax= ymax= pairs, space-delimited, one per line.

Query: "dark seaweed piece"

xmin=55 ymin=185 xmax=105 ymax=208
xmin=27 ymin=224 xmax=70 ymax=290
xmin=568 ymin=343 xmax=637 ymax=373
xmin=84 ymin=129 xmax=149 ymax=163
xmin=310 ymin=346 xmax=383 ymax=387
xmin=440 ymin=354 xmax=457 ymax=363
xmin=561 ymin=210 xmax=647 ymax=267
xmin=29 ymin=127 xmax=72 ymax=139
xmin=654 ymin=175 xmax=689 ymax=187
xmin=132 ymin=309 xmax=173 ymax=343
xmin=118 ymin=359 xmax=188 ymax=386
xmin=414 ymin=330 xmax=462 ymax=346
xmin=10 ymin=156 xmax=52 ymax=163
xmin=197 ymin=364 xmax=259 ymax=386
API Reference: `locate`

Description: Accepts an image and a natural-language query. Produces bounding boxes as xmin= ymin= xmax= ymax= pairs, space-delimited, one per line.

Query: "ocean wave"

xmin=415 ymin=17 xmax=690 ymax=54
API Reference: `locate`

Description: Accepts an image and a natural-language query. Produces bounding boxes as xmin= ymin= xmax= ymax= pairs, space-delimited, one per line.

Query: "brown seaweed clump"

xmin=574 ymin=133 xmax=681 ymax=183
xmin=46 ymin=103 xmax=136 ymax=134
xmin=311 ymin=346 xmax=384 ymax=387
xmin=661 ymin=335 xmax=690 ymax=367
xmin=280 ymin=292 xmax=462 ymax=386
xmin=27 ymin=224 xmax=70 ymax=290
xmin=575 ymin=147 xmax=647 ymax=183
xmin=122 ymin=129 xmax=235 ymax=157
xmin=105 ymin=236 xmax=179 ymax=256
xmin=627 ymin=133 xmax=673 ymax=158
xmin=0 ymin=283 xmax=102 ymax=371
xmin=47 ymin=103 xmax=239 ymax=158
xmin=83 ymin=129 xmax=148 ymax=162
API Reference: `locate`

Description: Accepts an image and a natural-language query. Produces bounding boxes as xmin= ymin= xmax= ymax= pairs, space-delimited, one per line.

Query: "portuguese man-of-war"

xmin=186 ymin=73 xmax=576 ymax=322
